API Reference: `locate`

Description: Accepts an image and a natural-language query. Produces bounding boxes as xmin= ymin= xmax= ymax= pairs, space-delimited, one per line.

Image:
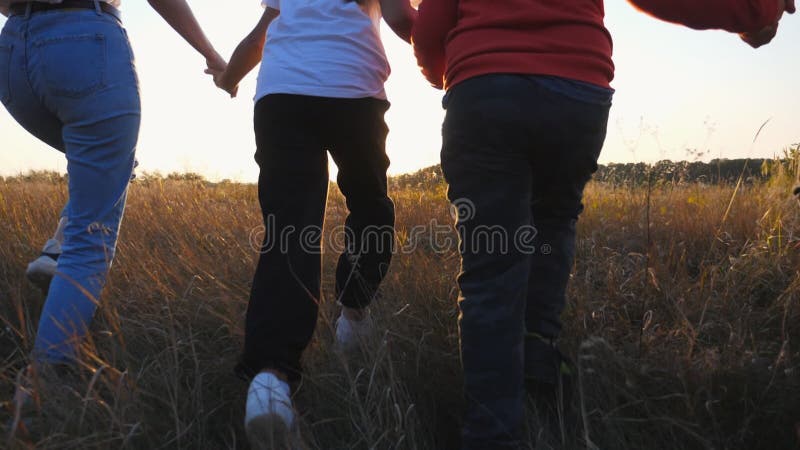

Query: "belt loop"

xmin=94 ymin=0 xmax=103 ymax=15
xmin=24 ymin=2 xmax=32 ymax=19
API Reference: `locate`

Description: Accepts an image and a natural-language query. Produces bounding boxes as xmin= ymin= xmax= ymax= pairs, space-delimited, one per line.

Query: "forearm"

xmin=218 ymin=8 xmax=277 ymax=90
xmin=381 ymin=0 xmax=418 ymax=43
xmin=411 ymin=0 xmax=457 ymax=89
xmin=147 ymin=0 xmax=219 ymax=60
xmin=219 ymin=37 xmax=264 ymax=89
xmin=629 ymin=0 xmax=782 ymax=32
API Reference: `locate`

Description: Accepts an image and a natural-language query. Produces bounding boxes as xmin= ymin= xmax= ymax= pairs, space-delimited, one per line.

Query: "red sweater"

xmin=412 ymin=0 xmax=781 ymax=90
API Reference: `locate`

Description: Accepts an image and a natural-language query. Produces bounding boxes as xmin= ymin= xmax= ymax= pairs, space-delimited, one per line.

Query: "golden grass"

xmin=1 ymin=171 xmax=799 ymax=449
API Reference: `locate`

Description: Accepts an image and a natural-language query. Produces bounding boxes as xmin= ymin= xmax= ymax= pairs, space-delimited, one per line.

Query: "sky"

xmin=1 ymin=2 xmax=798 ymax=182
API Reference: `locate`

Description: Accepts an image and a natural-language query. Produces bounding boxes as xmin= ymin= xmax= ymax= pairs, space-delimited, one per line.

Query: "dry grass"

xmin=1 ymin=169 xmax=799 ymax=449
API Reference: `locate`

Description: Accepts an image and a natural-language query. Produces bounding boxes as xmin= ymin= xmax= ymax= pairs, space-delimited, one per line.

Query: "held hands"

xmin=740 ymin=0 xmax=795 ymax=48
xmin=204 ymin=52 xmax=238 ymax=98
xmin=740 ymin=23 xmax=778 ymax=48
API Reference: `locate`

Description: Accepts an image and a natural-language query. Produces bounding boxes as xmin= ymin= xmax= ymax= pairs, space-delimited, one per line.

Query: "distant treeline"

xmin=389 ymin=155 xmax=800 ymax=190
xmin=593 ymin=159 xmax=774 ymax=186
xmin=5 ymin=151 xmax=798 ymax=190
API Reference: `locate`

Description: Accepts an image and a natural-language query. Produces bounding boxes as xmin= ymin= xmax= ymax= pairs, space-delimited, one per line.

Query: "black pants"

xmin=441 ymin=75 xmax=611 ymax=449
xmin=237 ymin=94 xmax=395 ymax=382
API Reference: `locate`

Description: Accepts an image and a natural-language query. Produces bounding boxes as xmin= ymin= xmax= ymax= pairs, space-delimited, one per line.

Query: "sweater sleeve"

xmin=411 ymin=0 xmax=458 ymax=89
xmin=629 ymin=0 xmax=781 ymax=32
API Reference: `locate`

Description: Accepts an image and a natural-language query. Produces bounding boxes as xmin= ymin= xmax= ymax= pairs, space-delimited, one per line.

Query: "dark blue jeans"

xmin=441 ymin=74 xmax=612 ymax=449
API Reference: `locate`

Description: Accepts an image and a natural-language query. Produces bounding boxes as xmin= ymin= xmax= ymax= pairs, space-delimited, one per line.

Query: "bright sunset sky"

xmin=1 ymin=2 xmax=798 ymax=181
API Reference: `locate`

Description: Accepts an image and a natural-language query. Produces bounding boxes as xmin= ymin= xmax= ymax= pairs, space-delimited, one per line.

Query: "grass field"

xmin=1 ymin=166 xmax=799 ymax=449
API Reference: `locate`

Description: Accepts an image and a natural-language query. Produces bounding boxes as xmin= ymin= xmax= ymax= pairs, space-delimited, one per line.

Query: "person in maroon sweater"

xmin=412 ymin=1 xmax=793 ymax=449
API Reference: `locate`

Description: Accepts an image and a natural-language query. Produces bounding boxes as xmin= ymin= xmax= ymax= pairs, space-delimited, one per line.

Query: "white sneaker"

xmin=245 ymin=372 xmax=295 ymax=450
xmin=25 ymin=239 xmax=61 ymax=291
xmin=334 ymin=310 xmax=372 ymax=351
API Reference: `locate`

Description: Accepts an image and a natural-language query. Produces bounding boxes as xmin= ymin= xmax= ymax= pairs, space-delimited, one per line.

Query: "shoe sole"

xmin=246 ymin=413 xmax=302 ymax=450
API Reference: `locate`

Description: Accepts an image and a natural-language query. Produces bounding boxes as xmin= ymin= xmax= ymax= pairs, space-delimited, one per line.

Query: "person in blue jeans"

xmin=0 ymin=0 xmax=224 ymax=403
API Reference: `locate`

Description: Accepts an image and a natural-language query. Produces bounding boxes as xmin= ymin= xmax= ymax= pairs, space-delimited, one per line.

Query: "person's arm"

xmin=211 ymin=7 xmax=279 ymax=97
xmin=379 ymin=0 xmax=417 ymax=43
xmin=411 ymin=0 xmax=458 ymax=89
xmin=628 ymin=0 xmax=787 ymax=33
xmin=147 ymin=0 xmax=226 ymax=72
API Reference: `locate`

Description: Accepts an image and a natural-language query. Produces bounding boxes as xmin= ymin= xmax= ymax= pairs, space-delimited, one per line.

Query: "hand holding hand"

xmin=206 ymin=51 xmax=226 ymax=73
xmin=203 ymin=54 xmax=238 ymax=98
xmin=740 ymin=23 xmax=779 ymax=48
xmin=739 ymin=0 xmax=795 ymax=48
xmin=206 ymin=70 xmax=239 ymax=98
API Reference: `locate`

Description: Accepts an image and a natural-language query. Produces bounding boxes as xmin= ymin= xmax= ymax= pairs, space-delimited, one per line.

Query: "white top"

xmin=256 ymin=0 xmax=389 ymax=101
xmin=5 ymin=0 xmax=120 ymax=7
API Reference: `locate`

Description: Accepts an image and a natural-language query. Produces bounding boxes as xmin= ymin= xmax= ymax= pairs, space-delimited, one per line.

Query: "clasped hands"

xmin=740 ymin=0 xmax=795 ymax=48
xmin=204 ymin=52 xmax=239 ymax=98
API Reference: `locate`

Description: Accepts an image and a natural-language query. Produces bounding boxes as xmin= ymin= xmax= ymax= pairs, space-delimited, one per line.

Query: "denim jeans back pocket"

xmin=0 ymin=44 xmax=12 ymax=105
xmin=34 ymin=34 xmax=107 ymax=98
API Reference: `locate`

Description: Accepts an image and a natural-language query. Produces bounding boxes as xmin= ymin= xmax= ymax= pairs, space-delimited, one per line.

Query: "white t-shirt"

xmin=256 ymin=0 xmax=390 ymax=101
